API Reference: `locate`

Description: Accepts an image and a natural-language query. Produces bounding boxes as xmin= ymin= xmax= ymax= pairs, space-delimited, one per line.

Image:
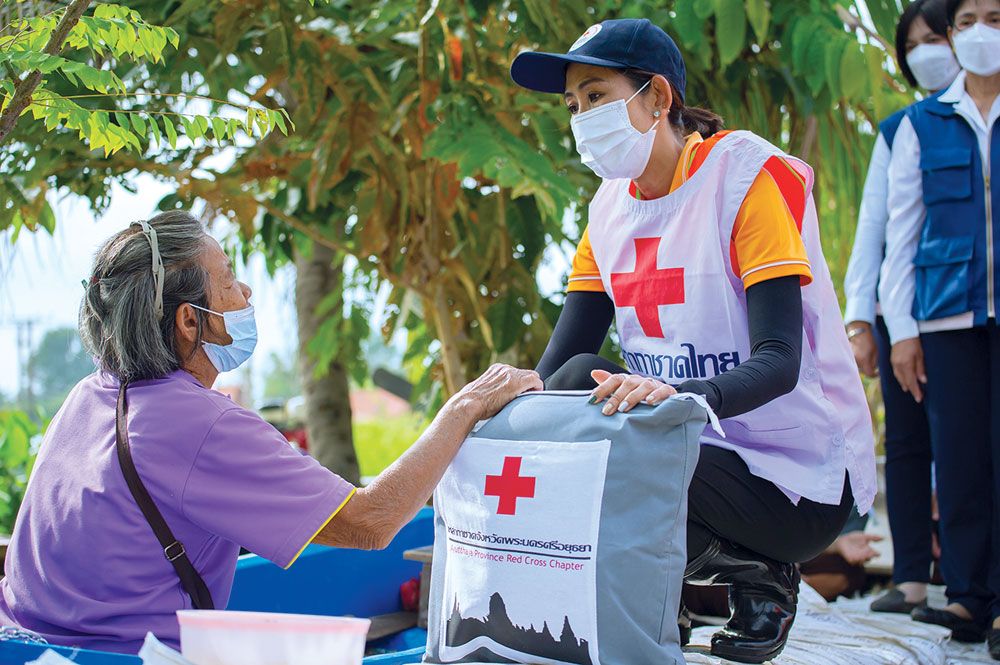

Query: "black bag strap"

xmin=116 ymin=382 xmax=215 ymax=610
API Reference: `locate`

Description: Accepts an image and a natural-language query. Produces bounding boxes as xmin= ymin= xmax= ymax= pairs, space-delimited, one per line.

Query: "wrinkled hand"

xmin=453 ymin=364 xmax=543 ymax=422
xmin=835 ymin=532 xmax=884 ymax=565
xmin=848 ymin=322 xmax=878 ymax=378
xmin=589 ymin=369 xmax=677 ymax=416
xmin=891 ymin=337 xmax=927 ymax=403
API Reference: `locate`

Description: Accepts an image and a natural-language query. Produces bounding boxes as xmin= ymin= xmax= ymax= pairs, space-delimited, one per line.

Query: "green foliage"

xmin=152 ymin=0 xmax=911 ymax=395
xmin=0 ymin=1 xmax=293 ymax=232
xmin=26 ymin=327 xmax=96 ymax=418
xmin=353 ymin=413 xmax=426 ymax=478
xmin=0 ymin=2 xmax=291 ymax=154
xmin=262 ymin=351 xmax=302 ymax=403
xmin=0 ymin=410 xmax=42 ymax=536
xmin=6 ymin=0 xmax=920 ymax=404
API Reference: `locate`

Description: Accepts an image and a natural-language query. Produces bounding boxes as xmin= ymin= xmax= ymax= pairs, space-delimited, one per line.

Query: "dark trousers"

xmin=546 ymin=353 xmax=853 ymax=564
xmin=874 ymin=316 xmax=934 ymax=584
xmin=921 ymin=323 xmax=1000 ymax=620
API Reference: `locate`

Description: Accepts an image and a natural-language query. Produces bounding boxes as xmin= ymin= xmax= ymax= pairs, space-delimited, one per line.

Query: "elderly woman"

xmin=0 ymin=211 xmax=541 ymax=653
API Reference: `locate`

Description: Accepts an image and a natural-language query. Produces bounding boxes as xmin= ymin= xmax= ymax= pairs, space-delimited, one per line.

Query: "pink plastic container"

xmin=177 ymin=610 xmax=371 ymax=665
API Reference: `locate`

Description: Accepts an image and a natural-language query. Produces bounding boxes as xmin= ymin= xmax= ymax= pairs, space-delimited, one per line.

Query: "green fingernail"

xmin=588 ymin=395 xmax=599 ymax=405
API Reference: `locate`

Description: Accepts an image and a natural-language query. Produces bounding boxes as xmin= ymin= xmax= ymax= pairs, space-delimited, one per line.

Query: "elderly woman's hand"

xmin=589 ymin=369 xmax=677 ymax=416
xmin=452 ymin=363 xmax=543 ymax=421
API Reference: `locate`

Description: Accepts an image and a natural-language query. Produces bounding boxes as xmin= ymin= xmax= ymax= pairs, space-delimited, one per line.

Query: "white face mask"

xmin=906 ymin=43 xmax=961 ymax=91
xmin=570 ymin=80 xmax=658 ymax=180
xmin=953 ymin=22 xmax=1000 ymax=77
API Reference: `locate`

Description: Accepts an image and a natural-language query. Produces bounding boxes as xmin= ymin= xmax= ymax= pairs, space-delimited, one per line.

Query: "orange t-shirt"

xmin=568 ymin=131 xmax=814 ymax=293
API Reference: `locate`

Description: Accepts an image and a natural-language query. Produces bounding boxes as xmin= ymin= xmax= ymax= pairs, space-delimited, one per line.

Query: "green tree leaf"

xmin=715 ymin=0 xmax=748 ymax=66
xmin=824 ymin=38 xmax=847 ymax=100
xmin=130 ymin=113 xmax=147 ymax=137
xmin=163 ymin=115 xmax=178 ymax=148
xmin=693 ymin=0 xmax=716 ymax=19
xmin=746 ymin=0 xmax=771 ymax=44
xmin=839 ymin=42 xmax=868 ymax=101
xmin=210 ymin=116 xmax=228 ymax=145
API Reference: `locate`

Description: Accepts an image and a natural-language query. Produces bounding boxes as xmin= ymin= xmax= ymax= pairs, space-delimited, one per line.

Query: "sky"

xmin=0 ymin=175 xmax=573 ymax=406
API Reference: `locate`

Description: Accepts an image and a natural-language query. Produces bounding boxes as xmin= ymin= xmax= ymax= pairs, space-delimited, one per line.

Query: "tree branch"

xmin=0 ymin=0 xmax=92 ymax=146
xmin=259 ymin=201 xmax=353 ymax=256
xmin=835 ymin=6 xmax=892 ymax=53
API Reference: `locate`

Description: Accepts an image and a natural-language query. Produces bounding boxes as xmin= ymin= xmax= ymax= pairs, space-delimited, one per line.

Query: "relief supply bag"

xmin=423 ymin=391 xmax=717 ymax=665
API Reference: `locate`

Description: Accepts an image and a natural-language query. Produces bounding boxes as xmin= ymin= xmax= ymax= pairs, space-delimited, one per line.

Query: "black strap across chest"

xmin=115 ymin=382 xmax=214 ymax=610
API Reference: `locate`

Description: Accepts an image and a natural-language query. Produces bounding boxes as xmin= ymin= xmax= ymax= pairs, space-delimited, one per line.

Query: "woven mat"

xmin=684 ymin=584 xmax=993 ymax=664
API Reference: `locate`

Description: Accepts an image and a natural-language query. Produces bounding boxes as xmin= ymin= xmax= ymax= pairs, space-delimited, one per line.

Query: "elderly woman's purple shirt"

xmin=0 ymin=370 xmax=355 ymax=653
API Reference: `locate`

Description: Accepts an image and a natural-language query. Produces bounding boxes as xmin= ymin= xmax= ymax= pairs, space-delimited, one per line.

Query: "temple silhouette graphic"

xmin=446 ymin=592 xmax=593 ymax=665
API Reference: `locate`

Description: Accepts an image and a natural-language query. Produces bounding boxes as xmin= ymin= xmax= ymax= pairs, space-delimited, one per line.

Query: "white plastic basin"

xmin=177 ymin=610 xmax=371 ymax=665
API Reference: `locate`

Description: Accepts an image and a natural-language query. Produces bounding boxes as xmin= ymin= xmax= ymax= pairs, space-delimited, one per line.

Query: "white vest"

xmin=587 ymin=131 xmax=876 ymax=512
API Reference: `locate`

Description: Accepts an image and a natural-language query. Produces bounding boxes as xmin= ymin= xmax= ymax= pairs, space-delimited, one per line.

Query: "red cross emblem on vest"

xmin=484 ymin=456 xmax=536 ymax=516
xmin=610 ymin=237 xmax=685 ymax=339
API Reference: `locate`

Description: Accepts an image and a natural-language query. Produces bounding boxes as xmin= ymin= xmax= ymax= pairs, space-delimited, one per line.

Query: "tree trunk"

xmin=429 ymin=288 xmax=466 ymax=397
xmin=295 ymin=243 xmax=359 ymax=484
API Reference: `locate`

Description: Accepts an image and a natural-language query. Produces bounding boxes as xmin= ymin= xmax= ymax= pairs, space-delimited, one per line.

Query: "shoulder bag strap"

xmin=115 ymin=382 xmax=215 ymax=610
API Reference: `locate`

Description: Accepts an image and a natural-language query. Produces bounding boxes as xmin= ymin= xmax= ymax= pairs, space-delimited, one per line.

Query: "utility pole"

xmin=14 ymin=319 xmax=37 ymax=413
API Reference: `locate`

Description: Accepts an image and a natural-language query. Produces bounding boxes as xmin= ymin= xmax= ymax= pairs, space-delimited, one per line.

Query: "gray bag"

xmin=423 ymin=391 xmax=712 ymax=665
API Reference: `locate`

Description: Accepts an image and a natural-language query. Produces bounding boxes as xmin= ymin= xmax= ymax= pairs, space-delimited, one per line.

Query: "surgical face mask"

xmin=953 ymin=22 xmax=1000 ymax=77
xmin=190 ymin=303 xmax=257 ymax=372
xmin=570 ymin=79 xmax=658 ymax=180
xmin=906 ymin=43 xmax=961 ymax=91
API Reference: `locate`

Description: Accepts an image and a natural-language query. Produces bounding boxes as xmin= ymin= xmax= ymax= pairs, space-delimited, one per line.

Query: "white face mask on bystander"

xmin=906 ymin=43 xmax=962 ymax=91
xmin=953 ymin=22 xmax=1000 ymax=77
xmin=570 ymin=80 xmax=658 ymax=180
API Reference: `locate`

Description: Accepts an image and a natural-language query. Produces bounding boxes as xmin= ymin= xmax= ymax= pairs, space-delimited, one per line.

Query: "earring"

xmin=653 ymin=110 xmax=661 ymax=118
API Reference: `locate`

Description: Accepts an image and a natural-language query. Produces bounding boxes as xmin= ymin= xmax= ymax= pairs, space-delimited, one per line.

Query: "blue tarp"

xmin=0 ymin=507 xmax=433 ymax=664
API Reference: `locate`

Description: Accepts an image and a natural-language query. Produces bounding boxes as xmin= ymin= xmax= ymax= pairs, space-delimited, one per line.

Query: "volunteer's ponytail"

xmin=668 ymin=96 xmax=725 ymax=139
xmin=622 ymin=69 xmax=725 ymax=138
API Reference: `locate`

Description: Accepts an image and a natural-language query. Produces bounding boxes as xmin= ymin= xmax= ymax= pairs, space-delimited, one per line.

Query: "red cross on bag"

xmin=485 ymin=456 xmax=536 ymax=515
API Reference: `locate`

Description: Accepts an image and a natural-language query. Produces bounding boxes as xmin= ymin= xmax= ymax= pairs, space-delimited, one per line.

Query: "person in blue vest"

xmin=880 ymin=0 xmax=1000 ymax=654
xmin=843 ymin=0 xmax=958 ymax=615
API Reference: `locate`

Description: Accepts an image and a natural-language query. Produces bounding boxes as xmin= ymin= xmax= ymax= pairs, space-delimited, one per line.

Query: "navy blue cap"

xmin=510 ymin=19 xmax=687 ymax=101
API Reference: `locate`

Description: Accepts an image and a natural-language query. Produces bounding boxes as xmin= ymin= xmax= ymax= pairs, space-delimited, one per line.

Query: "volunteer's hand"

xmin=890 ymin=337 xmax=927 ymax=403
xmin=847 ymin=322 xmax=878 ymax=378
xmin=834 ymin=532 xmax=884 ymax=565
xmin=452 ymin=363 xmax=543 ymax=421
xmin=588 ymin=369 xmax=677 ymax=416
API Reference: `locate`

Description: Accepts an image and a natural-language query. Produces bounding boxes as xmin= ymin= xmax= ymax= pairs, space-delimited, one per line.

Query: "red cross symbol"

xmin=610 ymin=237 xmax=685 ymax=339
xmin=484 ymin=456 xmax=536 ymax=516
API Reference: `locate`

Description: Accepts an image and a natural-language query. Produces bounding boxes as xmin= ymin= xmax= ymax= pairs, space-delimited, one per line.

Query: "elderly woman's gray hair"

xmin=79 ymin=211 xmax=210 ymax=383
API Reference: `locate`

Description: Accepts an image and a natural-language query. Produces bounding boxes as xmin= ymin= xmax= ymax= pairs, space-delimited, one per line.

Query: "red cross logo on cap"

xmin=570 ymin=24 xmax=602 ymax=51
xmin=610 ymin=237 xmax=685 ymax=339
xmin=485 ymin=456 xmax=536 ymax=516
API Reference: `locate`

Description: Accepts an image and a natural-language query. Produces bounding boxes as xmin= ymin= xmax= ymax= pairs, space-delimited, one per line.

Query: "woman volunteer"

xmin=843 ymin=0 xmax=957 ymax=614
xmin=880 ymin=0 xmax=1000 ymax=654
xmin=512 ymin=18 xmax=876 ymax=664
xmin=0 ymin=211 xmax=541 ymax=653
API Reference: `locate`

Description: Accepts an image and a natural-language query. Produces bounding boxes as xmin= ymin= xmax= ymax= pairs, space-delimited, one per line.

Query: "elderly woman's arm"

xmin=314 ymin=364 xmax=542 ymax=550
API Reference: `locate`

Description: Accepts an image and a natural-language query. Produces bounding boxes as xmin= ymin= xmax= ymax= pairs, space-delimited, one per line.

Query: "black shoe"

xmin=870 ymin=588 xmax=927 ymax=614
xmin=989 ymin=629 xmax=1000 ymax=660
xmin=911 ymin=605 xmax=987 ymax=643
xmin=685 ymin=537 xmax=799 ymax=664
xmin=678 ymin=603 xmax=691 ymax=647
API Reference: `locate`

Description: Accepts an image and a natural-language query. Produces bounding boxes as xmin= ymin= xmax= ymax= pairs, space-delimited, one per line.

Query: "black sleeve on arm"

xmin=677 ymin=275 xmax=803 ymax=419
xmin=535 ymin=291 xmax=615 ymax=381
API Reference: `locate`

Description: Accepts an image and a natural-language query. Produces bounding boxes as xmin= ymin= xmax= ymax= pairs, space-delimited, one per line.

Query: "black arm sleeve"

xmin=677 ymin=275 xmax=803 ymax=419
xmin=535 ymin=291 xmax=615 ymax=380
